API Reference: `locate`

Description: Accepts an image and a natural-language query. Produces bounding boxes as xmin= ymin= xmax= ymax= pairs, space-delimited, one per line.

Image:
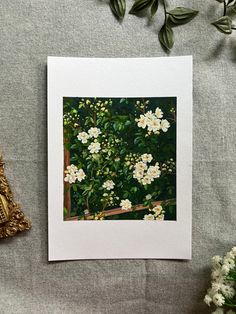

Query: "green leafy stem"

xmin=109 ymin=0 xmax=198 ymax=52
xmin=212 ymin=0 xmax=236 ymax=34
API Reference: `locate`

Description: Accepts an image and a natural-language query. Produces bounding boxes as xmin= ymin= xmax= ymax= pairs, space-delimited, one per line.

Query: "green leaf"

xmin=151 ymin=0 xmax=158 ymax=17
xmin=129 ymin=0 xmax=153 ymax=15
xmin=110 ymin=0 xmax=126 ymax=19
xmin=212 ymin=16 xmax=232 ymax=34
xmin=158 ymin=24 xmax=174 ymax=51
xmin=167 ymin=7 xmax=198 ymax=25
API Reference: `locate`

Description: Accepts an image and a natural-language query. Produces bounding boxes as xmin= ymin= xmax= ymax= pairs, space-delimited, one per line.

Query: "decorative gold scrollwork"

xmin=0 ymin=155 xmax=31 ymax=238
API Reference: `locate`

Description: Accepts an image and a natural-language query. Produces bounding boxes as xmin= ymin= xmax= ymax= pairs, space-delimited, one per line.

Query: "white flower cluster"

xmin=204 ymin=247 xmax=236 ymax=313
xmin=135 ymin=107 xmax=170 ymax=134
xmin=102 ymin=180 xmax=115 ymax=191
xmin=133 ymin=154 xmax=161 ymax=185
xmin=143 ymin=205 xmax=165 ymax=221
xmin=120 ymin=199 xmax=132 ymax=210
xmin=64 ymin=164 xmax=86 ymax=184
xmin=77 ymin=127 xmax=102 ymax=154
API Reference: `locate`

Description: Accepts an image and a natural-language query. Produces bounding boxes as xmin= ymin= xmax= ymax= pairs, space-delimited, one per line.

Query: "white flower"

xmin=145 ymin=194 xmax=152 ymax=200
xmin=152 ymin=205 xmax=163 ymax=216
xmin=120 ymin=199 xmax=132 ymax=210
xmin=204 ymin=294 xmax=212 ymax=306
xmin=137 ymin=115 xmax=148 ymax=129
xmin=155 ymin=107 xmax=163 ymax=119
xmin=212 ymin=293 xmax=225 ymax=307
xmin=221 ymin=285 xmax=235 ymax=299
xmin=88 ymin=127 xmax=101 ymax=138
xmin=64 ymin=173 xmax=77 ymax=184
xmin=226 ymin=251 xmax=235 ymax=260
xmin=161 ymin=119 xmax=170 ymax=132
xmin=212 ymin=255 xmax=222 ymax=269
xmin=77 ymin=131 xmax=89 ymax=143
xmin=145 ymin=111 xmax=154 ymax=119
xmin=147 ymin=165 xmax=161 ymax=179
xmin=141 ymin=176 xmax=153 ymax=185
xmin=141 ymin=153 xmax=153 ymax=163
xmin=133 ymin=169 xmax=145 ymax=180
xmin=212 ymin=282 xmax=223 ymax=293
xmin=147 ymin=118 xmax=161 ymax=133
xmin=64 ymin=164 xmax=86 ymax=184
xmin=102 ymin=180 xmax=115 ymax=190
xmin=77 ymin=169 xmax=86 ymax=182
xmin=211 ymin=269 xmax=222 ymax=280
xmin=134 ymin=161 xmax=147 ymax=171
xmin=144 ymin=214 xmax=155 ymax=221
xmin=221 ymin=264 xmax=230 ymax=275
xmin=156 ymin=214 xmax=165 ymax=221
xmin=88 ymin=142 xmax=101 ymax=154
xmin=223 ymin=258 xmax=235 ymax=270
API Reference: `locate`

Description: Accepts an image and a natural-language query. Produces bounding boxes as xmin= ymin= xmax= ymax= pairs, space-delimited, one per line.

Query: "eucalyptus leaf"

xmin=151 ymin=0 xmax=159 ymax=17
xmin=129 ymin=0 xmax=153 ymax=15
xmin=110 ymin=0 xmax=126 ymax=19
xmin=167 ymin=7 xmax=198 ymax=25
xmin=212 ymin=16 xmax=232 ymax=34
xmin=158 ymin=24 xmax=174 ymax=51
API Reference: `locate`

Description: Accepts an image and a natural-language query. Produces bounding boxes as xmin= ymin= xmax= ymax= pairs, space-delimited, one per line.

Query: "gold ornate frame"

xmin=0 ymin=155 xmax=31 ymax=238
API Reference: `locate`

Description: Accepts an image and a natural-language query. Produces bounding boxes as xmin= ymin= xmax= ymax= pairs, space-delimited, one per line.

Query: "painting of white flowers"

xmin=63 ymin=97 xmax=176 ymax=221
xmin=48 ymin=56 xmax=192 ymax=260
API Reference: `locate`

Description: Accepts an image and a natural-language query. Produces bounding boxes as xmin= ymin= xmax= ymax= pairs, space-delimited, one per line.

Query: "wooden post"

xmin=64 ymin=140 xmax=71 ymax=218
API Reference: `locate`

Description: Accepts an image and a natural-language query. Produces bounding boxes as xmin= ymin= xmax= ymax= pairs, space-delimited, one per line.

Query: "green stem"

xmin=223 ymin=0 xmax=227 ymax=16
xmin=163 ymin=0 xmax=167 ymax=24
xmin=225 ymin=303 xmax=236 ymax=308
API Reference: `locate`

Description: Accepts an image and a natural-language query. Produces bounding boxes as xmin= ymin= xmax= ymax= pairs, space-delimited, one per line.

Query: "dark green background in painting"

xmin=64 ymin=97 xmax=176 ymax=220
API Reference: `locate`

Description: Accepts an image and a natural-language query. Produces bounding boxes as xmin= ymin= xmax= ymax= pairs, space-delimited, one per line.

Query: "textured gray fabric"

xmin=0 ymin=0 xmax=235 ymax=313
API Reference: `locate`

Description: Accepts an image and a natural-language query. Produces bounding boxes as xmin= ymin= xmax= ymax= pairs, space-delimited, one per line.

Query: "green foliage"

xmin=64 ymin=97 xmax=176 ymax=220
xmin=108 ymin=0 xmax=198 ymax=52
xmin=158 ymin=24 xmax=174 ymax=52
xmin=167 ymin=7 xmax=198 ymax=25
xmin=110 ymin=0 xmax=126 ymax=20
xmin=212 ymin=16 xmax=232 ymax=34
xmin=212 ymin=0 xmax=236 ymax=34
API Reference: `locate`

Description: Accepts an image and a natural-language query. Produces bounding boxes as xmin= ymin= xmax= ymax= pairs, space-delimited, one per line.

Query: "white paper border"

xmin=48 ymin=56 xmax=192 ymax=261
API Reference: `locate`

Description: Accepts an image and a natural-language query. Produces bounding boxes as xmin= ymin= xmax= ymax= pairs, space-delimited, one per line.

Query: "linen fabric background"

xmin=0 ymin=1 xmax=235 ymax=313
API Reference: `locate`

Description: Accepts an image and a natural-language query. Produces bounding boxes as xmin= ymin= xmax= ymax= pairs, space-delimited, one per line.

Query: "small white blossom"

xmin=221 ymin=285 xmax=235 ymax=299
xmin=212 ymin=293 xmax=225 ymax=307
xmin=161 ymin=119 xmax=170 ymax=132
xmin=155 ymin=107 xmax=163 ymax=119
xmin=88 ymin=142 xmax=101 ymax=154
xmin=223 ymin=258 xmax=235 ymax=270
xmin=141 ymin=176 xmax=153 ymax=185
xmin=204 ymin=294 xmax=212 ymax=306
xmin=212 ymin=255 xmax=222 ymax=269
xmin=156 ymin=214 xmax=165 ymax=221
xmin=143 ymin=214 xmax=155 ymax=221
xmin=221 ymin=264 xmax=230 ymax=275
xmin=120 ymin=199 xmax=132 ymax=210
xmin=137 ymin=115 xmax=147 ymax=129
xmin=147 ymin=165 xmax=161 ymax=179
xmin=145 ymin=194 xmax=152 ymax=200
xmin=88 ymin=127 xmax=101 ymax=138
xmin=77 ymin=131 xmax=89 ymax=144
xmin=231 ymin=247 xmax=236 ymax=256
xmin=102 ymin=180 xmax=115 ymax=191
xmin=64 ymin=165 xmax=86 ymax=184
xmin=152 ymin=205 xmax=163 ymax=216
xmin=141 ymin=153 xmax=153 ymax=163
xmin=77 ymin=169 xmax=86 ymax=182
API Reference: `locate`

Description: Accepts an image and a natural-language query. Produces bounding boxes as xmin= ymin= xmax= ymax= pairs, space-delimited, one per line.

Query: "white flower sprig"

xmin=135 ymin=107 xmax=170 ymax=135
xmin=204 ymin=247 xmax=236 ymax=314
xmin=64 ymin=164 xmax=86 ymax=184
